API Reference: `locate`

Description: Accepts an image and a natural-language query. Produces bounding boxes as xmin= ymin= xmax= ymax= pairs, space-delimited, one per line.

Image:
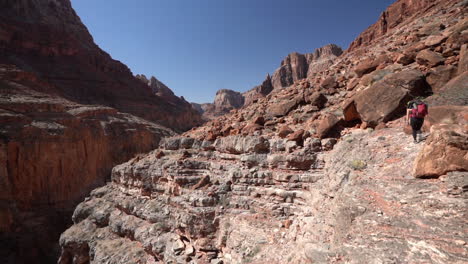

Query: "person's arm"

xmin=406 ymin=109 xmax=411 ymax=124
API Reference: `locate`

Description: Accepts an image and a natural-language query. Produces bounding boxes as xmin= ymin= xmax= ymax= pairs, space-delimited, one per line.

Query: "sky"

xmin=71 ymin=0 xmax=395 ymax=103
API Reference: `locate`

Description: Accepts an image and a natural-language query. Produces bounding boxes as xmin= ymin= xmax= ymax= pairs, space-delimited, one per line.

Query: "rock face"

xmin=0 ymin=1 xmax=202 ymax=263
xmin=243 ymin=74 xmax=273 ymax=106
xmin=213 ymin=89 xmax=245 ymax=112
xmin=0 ymin=66 xmax=174 ymax=263
xmin=0 ymin=0 xmax=202 ymax=132
xmin=347 ymin=0 xmax=449 ymax=52
xmin=60 ymin=128 xmax=468 ymax=263
xmin=135 ymin=74 xmax=180 ymax=101
xmin=413 ymin=124 xmax=468 ymax=178
xmin=345 ymin=69 xmax=431 ymax=126
xmin=271 ymin=44 xmax=343 ymax=90
xmin=194 ymin=89 xmax=245 ymax=120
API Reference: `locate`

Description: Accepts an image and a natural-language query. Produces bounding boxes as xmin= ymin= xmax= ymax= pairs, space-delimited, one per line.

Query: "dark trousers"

xmin=410 ymin=117 xmax=424 ymax=140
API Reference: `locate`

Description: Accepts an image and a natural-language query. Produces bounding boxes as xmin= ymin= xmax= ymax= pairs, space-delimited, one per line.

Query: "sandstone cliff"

xmin=0 ymin=0 xmax=201 ymax=263
xmin=0 ymin=0 xmax=202 ymax=132
xmin=0 ymin=65 xmax=175 ymax=263
xmin=348 ymin=0 xmax=449 ymax=52
xmin=192 ymin=89 xmax=245 ymax=120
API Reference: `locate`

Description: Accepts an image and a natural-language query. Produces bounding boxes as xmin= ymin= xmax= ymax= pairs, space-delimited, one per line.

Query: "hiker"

xmin=406 ymin=98 xmax=428 ymax=143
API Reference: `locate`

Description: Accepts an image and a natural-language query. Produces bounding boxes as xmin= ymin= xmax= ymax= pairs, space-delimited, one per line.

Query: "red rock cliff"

xmin=0 ymin=0 xmax=202 ymax=132
xmin=348 ymin=0 xmax=449 ymax=52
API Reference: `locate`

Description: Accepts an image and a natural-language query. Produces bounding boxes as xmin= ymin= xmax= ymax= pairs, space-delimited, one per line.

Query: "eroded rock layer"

xmin=0 ymin=65 xmax=177 ymax=263
xmin=0 ymin=0 xmax=202 ymax=131
xmin=60 ymin=128 xmax=467 ymax=263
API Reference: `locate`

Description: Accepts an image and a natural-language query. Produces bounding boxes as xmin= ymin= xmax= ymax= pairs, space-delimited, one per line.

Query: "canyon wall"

xmin=0 ymin=0 xmax=202 ymax=132
xmin=0 ymin=0 xmax=201 ymax=263
xmin=60 ymin=0 xmax=468 ymax=263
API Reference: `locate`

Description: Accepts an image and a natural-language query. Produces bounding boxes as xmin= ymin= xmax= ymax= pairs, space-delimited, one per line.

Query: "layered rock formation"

xmin=348 ymin=0 xmax=449 ymax=52
xmin=195 ymin=44 xmax=343 ymax=119
xmin=0 ymin=0 xmax=202 ymax=132
xmin=0 ymin=65 xmax=175 ymax=263
xmin=271 ymin=44 xmax=343 ymax=91
xmin=192 ymin=89 xmax=245 ymax=120
xmin=0 ymin=1 xmax=201 ymax=263
xmin=60 ymin=129 xmax=467 ymax=263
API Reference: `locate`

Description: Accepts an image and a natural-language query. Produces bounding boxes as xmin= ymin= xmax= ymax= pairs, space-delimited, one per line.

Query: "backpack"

xmin=410 ymin=101 xmax=428 ymax=118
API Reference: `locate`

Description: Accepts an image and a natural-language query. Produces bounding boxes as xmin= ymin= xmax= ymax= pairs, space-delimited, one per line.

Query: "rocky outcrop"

xmin=213 ymin=89 xmax=245 ymax=112
xmin=0 ymin=0 xmax=202 ymax=132
xmin=347 ymin=0 xmax=453 ymax=52
xmin=243 ymin=74 xmax=273 ymax=106
xmin=344 ymin=69 xmax=431 ymax=126
xmin=194 ymin=89 xmax=245 ymax=120
xmin=60 ymin=128 xmax=468 ymax=263
xmin=0 ymin=66 xmax=174 ymax=263
xmin=413 ymin=124 xmax=468 ymax=178
xmin=135 ymin=74 xmax=175 ymax=98
xmin=0 ymin=1 xmax=202 ymax=263
xmin=271 ymin=44 xmax=343 ymax=90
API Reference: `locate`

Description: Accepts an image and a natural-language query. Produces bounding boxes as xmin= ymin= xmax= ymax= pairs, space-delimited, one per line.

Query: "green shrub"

xmin=349 ymin=160 xmax=367 ymax=170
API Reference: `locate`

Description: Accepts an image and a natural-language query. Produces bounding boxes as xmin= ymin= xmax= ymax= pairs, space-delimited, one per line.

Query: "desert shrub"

xmin=349 ymin=160 xmax=367 ymax=170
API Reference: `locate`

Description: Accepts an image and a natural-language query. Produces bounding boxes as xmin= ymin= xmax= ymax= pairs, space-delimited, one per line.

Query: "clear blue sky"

xmin=71 ymin=0 xmax=395 ymax=103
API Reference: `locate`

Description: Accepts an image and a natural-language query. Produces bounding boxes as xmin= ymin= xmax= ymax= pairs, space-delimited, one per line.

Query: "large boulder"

xmin=306 ymin=92 xmax=328 ymax=109
xmin=427 ymin=72 xmax=468 ymax=106
xmin=353 ymin=55 xmax=391 ymax=77
xmin=214 ymin=135 xmax=270 ymax=154
xmin=415 ymin=49 xmax=444 ymax=67
xmin=346 ymin=69 xmax=430 ymax=126
xmin=457 ymin=44 xmax=468 ymax=75
xmin=353 ymin=58 xmax=380 ymax=77
xmin=316 ymin=113 xmax=341 ymax=139
xmin=426 ymin=65 xmax=457 ymax=92
xmin=423 ymin=105 xmax=468 ymax=131
xmin=266 ymin=95 xmax=303 ymax=117
xmin=413 ymin=125 xmax=468 ymax=178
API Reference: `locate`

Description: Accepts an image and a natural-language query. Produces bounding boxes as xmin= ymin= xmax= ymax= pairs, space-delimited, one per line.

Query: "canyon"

xmin=1 ymin=0 xmax=467 ymax=263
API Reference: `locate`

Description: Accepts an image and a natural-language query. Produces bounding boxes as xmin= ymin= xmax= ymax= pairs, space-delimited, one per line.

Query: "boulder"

xmin=353 ymin=58 xmax=379 ymax=77
xmin=287 ymin=129 xmax=306 ymax=145
xmin=413 ymin=125 xmax=468 ymax=178
xmin=304 ymin=137 xmax=322 ymax=152
xmin=426 ymin=65 xmax=457 ymax=92
xmin=321 ymin=138 xmax=338 ymax=151
xmin=306 ymin=92 xmax=328 ymax=109
xmin=422 ymin=105 xmax=468 ymax=132
xmin=353 ymin=55 xmax=390 ymax=77
xmin=253 ymin=116 xmax=265 ymax=126
xmin=278 ymin=125 xmax=294 ymax=138
xmin=416 ymin=49 xmax=444 ymax=67
xmin=458 ymin=44 xmax=468 ymax=75
xmin=427 ymin=72 xmax=468 ymax=106
xmin=320 ymin=76 xmax=337 ymax=89
xmin=424 ymin=34 xmax=447 ymax=47
xmin=396 ymin=52 xmax=416 ymax=65
xmin=266 ymin=96 xmax=303 ymax=117
xmin=214 ymin=135 xmax=270 ymax=154
xmin=349 ymin=69 xmax=430 ymax=126
xmin=316 ymin=114 xmax=340 ymax=139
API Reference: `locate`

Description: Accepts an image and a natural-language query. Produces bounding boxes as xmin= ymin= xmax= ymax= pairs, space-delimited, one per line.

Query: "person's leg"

xmin=410 ymin=118 xmax=418 ymax=142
